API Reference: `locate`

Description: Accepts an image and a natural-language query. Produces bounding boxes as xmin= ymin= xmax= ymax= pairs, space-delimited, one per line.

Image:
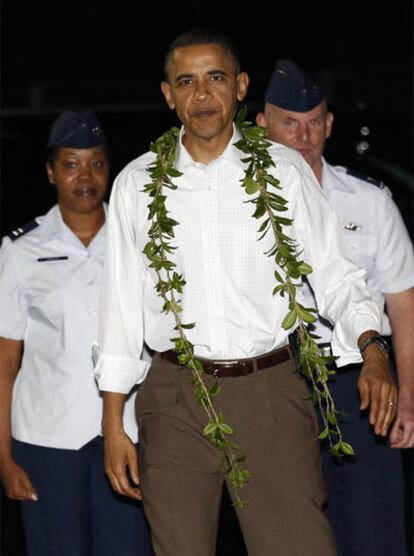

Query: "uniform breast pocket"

xmin=27 ymin=292 xmax=64 ymax=355
xmin=343 ymin=233 xmax=378 ymax=274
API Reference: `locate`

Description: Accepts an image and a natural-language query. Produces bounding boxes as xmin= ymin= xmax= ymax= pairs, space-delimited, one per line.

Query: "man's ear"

xmin=236 ymin=72 xmax=249 ymax=102
xmin=325 ymin=112 xmax=334 ymax=139
xmin=256 ymin=112 xmax=266 ymax=127
xmin=160 ymin=81 xmax=175 ymax=110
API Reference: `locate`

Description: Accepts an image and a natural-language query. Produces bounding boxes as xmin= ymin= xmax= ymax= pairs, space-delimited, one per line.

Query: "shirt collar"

xmin=38 ymin=203 xmax=107 ymax=247
xmin=321 ymin=157 xmax=352 ymax=195
xmin=175 ymin=124 xmax=244 ymax=171
xmin=38 ymin=205 xmax=66 ymax=243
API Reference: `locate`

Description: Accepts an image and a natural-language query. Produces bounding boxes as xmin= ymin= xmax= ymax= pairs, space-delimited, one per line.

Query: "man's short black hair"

xmin=164 ymin=28 xmax=241 ymax=80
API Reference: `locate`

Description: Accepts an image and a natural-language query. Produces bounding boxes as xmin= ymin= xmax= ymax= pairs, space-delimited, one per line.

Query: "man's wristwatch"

xmin=360 ymin=335 xmax=390 ymax=359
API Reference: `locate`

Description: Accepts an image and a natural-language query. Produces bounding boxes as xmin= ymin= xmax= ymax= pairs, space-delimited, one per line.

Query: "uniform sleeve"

xmin=0 ymin=239 xmax=27 ymax=340
xmin=94 ymin=171 xmax=150 ymax=394
xmin=375 ymin=189 xmax=414 ymax=293
xmin=287 ymin=163 xmax=381 ymax=366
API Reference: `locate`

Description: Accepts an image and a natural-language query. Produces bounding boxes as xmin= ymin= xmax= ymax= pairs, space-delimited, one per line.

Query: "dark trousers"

xmin=321 ymin=363 xmax=407 ymax=556
xmin=137 ymin=353 xmax=336 ymax=556
xmin=13 ymin=436 xmax=153 ymax=556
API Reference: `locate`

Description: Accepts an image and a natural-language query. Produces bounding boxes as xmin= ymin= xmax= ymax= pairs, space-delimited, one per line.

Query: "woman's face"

xmin=46 ymin=146 xmax=109 ymax=215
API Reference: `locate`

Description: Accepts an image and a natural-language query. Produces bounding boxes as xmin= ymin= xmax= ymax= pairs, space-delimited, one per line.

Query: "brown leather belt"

xmin=159 ymin=344 xmax=292 ymax=378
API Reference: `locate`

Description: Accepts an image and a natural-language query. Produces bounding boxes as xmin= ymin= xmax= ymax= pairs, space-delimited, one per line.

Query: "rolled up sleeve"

xmin=289 ymin=163 xmax=381 ymax=366
xmin=95 ymin=170 xmax=150 ymax=393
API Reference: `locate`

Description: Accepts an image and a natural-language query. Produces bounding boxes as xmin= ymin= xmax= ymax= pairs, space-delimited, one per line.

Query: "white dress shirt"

xmin=0 ymin=205 xmax=138 ymax=449
xmin=95 ymin=127 xmax=381 ymax=394
xmin=297 ymin=158 xmax=414 ymax=344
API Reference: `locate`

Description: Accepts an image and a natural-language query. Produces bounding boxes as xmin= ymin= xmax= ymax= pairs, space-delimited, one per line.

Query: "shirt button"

xmin=88 ymin=280 xmax=94 ymax=286
xmin=89 ymin=309 xmax=97 ymax=317
xmin=85 ymin=252 xmax=91 ymax=258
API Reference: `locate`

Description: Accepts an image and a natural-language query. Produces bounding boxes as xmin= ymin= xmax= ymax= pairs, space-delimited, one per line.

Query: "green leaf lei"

xmin=142 ymin=108 xmax=354 ymax=506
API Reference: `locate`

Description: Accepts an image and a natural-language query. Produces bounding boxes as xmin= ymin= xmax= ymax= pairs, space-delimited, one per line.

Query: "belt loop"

xmin=253 ymin=359 xmax=258 ymax=373
xmin=288 ymin=329 xmax=301 ymax=369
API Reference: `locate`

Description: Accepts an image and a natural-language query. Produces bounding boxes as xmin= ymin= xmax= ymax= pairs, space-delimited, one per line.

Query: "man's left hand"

xmin=390 ymin=389 xmax=414 ymax=448
xmin=358 ymin=351 xmax=398 ymax=436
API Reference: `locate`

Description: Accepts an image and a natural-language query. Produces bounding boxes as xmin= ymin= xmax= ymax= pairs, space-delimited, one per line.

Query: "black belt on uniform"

xmin=160 ymin=344 xmax=293 ymax=378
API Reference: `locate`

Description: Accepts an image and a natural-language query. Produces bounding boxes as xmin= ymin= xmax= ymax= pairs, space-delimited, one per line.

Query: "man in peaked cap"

xmin=257 ymin=60 xmax=414 ymax=556
xmin=258 ymin=59 xmax=330 ymax=183
xmin=0 ymin=111 xmax=153 ymax=555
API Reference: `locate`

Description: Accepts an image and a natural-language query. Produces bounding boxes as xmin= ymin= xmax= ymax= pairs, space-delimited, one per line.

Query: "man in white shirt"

xmin=96 ymin=30 xmax=397 ymax=556
xmin=256 ymin=59 xmax=414 ymax=556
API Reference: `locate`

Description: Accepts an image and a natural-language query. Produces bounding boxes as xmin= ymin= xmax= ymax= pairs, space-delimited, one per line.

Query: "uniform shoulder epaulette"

xmin=346 ymin=168 xmax=385 ymax=189
xmin=8 ymin=219 xmax=39 ymax=241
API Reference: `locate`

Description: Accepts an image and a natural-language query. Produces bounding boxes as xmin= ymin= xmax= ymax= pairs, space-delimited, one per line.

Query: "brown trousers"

xmin=136 ymin=353 xmax=337 ymax=556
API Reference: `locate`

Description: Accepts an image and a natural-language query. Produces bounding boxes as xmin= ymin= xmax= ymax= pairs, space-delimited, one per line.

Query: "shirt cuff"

xmin=94 ymin=351 xmax=150 ymax=394
xmin=330 ymin=307 xmax=381 ymax=367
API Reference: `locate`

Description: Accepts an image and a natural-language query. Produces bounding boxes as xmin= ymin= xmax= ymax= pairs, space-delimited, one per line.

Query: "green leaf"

xmin=278 ymin=243 xmax=292 ymax=258
xmin=319 ymin=427 xmax=329 ymax=440
xmin=327 ymin=411 xmax=337 ymax=425
xmin=235 ymin=106 xmax=248 ymax=127
xmin=243 ymin=126 xmax=267 ymax=141
xmin=341 ymin=442 xmax=355 ymax=456
xmin=244 ymin=176 xmax=260 ymax=195
xmin=166 ymin=167 xmax=183 ymax=178
xmin=274 ymin=216 xmax=293 ymax=226
xmin=219 ymin=423 xmax=234 ymax=435
xmin=295 ymin=304 xmax=317 ymax=324
xmin=177 ymin=353 xmax=190 ymax=365
xmin=281 ymin=309 xmax=297 ymax=330
xmin=330 ymin=441 xmax=343 ymax=458
xmin=265 ymin=175 xmax=281 ymax=188
xmin=203 ymin=422 xmax=218 ymax=436
xmin=298 ymin=262 xmax=313 ymax=275
xmin=274 ymin=270 xmax=285 ymax=283
xmin=257 ymin=218 xmax=270 ymax=233
xmin=208 ymin=381 xmax=221 ymax=397
xmin=252 ymin=198 xmax=267 ymax=218
xmin=272 ymin=284 xmax=285 ymax=296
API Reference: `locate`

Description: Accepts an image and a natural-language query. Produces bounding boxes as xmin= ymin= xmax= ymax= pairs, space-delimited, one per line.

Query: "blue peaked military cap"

xmin=264 ymin=59 xmax=325 ymax=112
xmin=47 ymin=111 xmax=107 ymax=148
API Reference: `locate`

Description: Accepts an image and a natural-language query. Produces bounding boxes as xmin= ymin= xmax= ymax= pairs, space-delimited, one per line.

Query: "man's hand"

xmin=384 ymin=287 xmax=414 ymax=449
xmin=102 ymin=391 xmax=141 ymax=500
xmin=390 ymin=388 xmax=414 ymax=448
xmin=103 ymin=428 xmax=142 ymax=500
xmin=1 ymin=458 xmax=38 ymax=501
xmin=358 ymin=345 xmax=397 ymax=436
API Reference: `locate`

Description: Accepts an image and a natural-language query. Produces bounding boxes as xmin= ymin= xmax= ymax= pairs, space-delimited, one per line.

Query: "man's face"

xmin=161 ymin=43 xmax=249 ymax=145
xmin=257 ymin=102 xmax=333 ymax=173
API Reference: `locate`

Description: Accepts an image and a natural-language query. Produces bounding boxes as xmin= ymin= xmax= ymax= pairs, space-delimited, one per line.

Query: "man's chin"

xmin=188 ymin=122 xmax=225 ymax=141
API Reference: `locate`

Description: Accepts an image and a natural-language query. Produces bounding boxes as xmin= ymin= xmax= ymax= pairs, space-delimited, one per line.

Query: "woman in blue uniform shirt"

xmin=0 ymin=111 xmax=152 ymax=556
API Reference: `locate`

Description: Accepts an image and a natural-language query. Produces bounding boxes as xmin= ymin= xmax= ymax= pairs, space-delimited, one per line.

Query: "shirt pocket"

xmin=27 ymin=291 xmax=64 ymax=357
xmin=343 ymin=232 xmax=378 ymax=274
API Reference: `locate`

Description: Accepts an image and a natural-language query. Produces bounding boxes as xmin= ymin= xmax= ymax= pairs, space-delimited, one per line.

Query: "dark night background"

xmin=1 ymin=0 xmax=413 ymax=554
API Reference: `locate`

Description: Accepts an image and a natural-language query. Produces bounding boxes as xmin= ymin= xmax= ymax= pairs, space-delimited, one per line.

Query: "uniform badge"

xmin=343 ymin=223 xmax=362 ymax=231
